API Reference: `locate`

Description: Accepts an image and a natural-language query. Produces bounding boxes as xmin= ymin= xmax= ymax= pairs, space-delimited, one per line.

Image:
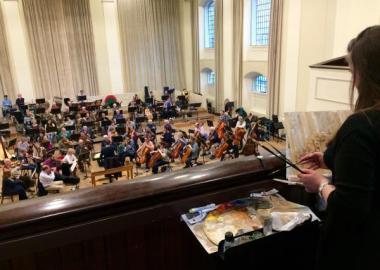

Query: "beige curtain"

xmin=267 ymin=0 xmax=283 ymax=116
xmin=0 ymin=3 xmax=16 ymax=100
xmin=191 ymin=0 xmax=200 ymax=94
xmin=22 ymin=0 xmax=99 ymax=100
xmin=215 ymin=0 xmax=223 ymax=111
xmin=232 ymin=0 xmax=244 ymax=107
xmin=118 ymin=0 xmax=185 ymax=92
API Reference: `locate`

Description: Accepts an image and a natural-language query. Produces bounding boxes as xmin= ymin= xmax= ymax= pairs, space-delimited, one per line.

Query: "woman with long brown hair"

xmin=298 ymin=26 xmax=380 ymax=269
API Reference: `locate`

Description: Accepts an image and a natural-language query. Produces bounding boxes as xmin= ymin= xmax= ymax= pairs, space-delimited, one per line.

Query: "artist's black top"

xmin=321 ymin=110 xmax=380 ymax=270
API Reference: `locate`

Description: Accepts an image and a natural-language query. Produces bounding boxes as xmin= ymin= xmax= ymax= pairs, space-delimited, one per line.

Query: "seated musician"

xmin=118 ymin=137 xmax=136 ymax=163
xmin=16 ymin=137 xmax=30 ymax=154
xmin=23 ymin=110 xmax=34 ymax=127
xmin=113 ymin=109 xmax=124 ymax=121
xmin=45 ymin=119 xmax=58 ymax=143
xmin=57 ymin=127 xmax=71 ymax=141
xmin=81 ymin=125 xmax=94 ymax=139
xmin=2 ymin=165 xmax=28 ymax=201
xmin=18 ymin=149 xmax=37 ymax=172
xmin=145 ymin=107 xmax=153 ymax=121
xmin=136 ymin=136 xmax=155 ymax=171
xmin=100 ymin=139 xmax=121 ymax=182
xmin=208 ymin=127 xmax=220 ymax=160
xmin=162 ymin=126 xmax=174 ymax=147
xmin=39 ymin=165 xmax=65 ymax=192
xmin=2 ymin=94 xmax=12 ymax=118
xmin=163 ymin=119 xmax=173 ymax=133
xmin=62 ymin=148 xmax=77 ymax=165
xmin=194 ymin=122 xmax=208 ymax=141
xmin=236 ymin=116 xmax=246 ymax=129
xmin=76 ymin=139 xmax=90 ymax=172
xmin=146 ymin=119 xmax=156 ymax=137
xmin=15 ymin=93 xmax=25 ymax=111
xmin=184 ymin=136 xmax=200 ymax=168
xmin=151 ymin=143 xmax=170 ymax=174
xmin=58 ymin=137 xmax=72 ymax=151
xmin=108 ymin=125 xmax=118 ymax=138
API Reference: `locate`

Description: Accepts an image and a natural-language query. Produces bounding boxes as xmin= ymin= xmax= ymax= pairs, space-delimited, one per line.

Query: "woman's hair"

xmin=347 ymin=25 xmax=380 ymax=112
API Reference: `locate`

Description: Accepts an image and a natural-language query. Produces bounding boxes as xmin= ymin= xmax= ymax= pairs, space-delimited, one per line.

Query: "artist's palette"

xmin=203 ymin=208 xmax=262 ymax=245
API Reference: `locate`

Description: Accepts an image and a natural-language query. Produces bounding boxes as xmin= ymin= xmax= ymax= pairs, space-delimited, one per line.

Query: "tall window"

xmin=207 ymin=70 xmax=216 ymax=85
xmin=204 ymin=1 xmax=215 ymax=49
xmin=251 ymin=0 xmax=271 ymax=46
xmin=253 ymin=75 xmax=267 ymax=94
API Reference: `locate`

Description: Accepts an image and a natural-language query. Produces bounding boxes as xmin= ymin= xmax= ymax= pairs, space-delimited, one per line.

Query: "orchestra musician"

xmin=15 ymin=93 xmax=25 ymax=112
xmin=136 ymin=136 xmax=155 ymax=172
xmin=2 ymin=94 xmax=12 ymax=118
xmin=100 ymin=139 xmax=121 ymax=182
xmin=43 ymin=150 xmax=64 ymax=172
xmin=162 ymin=125 xmax=174 ymax=147
xmin=207 ymin=127 xmax=220 ymax=160
xmin=151 ymin=143 xmax=170 ymax=174
xmin=2 ymin=163 xmax=28 ymax=200
xmin=184 ymin=136 xmax=200 ymax=168
xmin=76 ymin=139 xmax=90 ymax=172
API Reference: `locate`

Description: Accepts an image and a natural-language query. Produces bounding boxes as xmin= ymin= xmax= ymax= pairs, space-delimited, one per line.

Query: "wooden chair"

xmin=0 ymin=193 xmax=14 ymax=204
xmin=125 ymin=161 xmax=134 ymax=180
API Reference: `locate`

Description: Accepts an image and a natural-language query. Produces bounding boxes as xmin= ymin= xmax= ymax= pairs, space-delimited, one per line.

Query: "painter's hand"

xmin=298 ymin=169 xmax=328 ymax=193
xmin=298 ymin=152 xmax=326 ymax=170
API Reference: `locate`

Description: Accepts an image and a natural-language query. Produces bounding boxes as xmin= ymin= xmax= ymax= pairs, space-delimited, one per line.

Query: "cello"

xmin=148 ymin=150 xmax=162 ymax=169
xmin=181 ymin=145 xmax=192 ymax=163
xmin=216 ymin=121 xmax=225 ymax=140
xmin=136 ymin=146 xmax=150 ymax=164
xmin=171 ymin=140 xmax=184 ymax=159
xmin=232 ymin=127 xmax=246 ymax=146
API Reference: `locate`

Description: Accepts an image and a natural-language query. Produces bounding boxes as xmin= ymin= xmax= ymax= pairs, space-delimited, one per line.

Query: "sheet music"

xmin=70 ymin=160 xmax=77 ymax=172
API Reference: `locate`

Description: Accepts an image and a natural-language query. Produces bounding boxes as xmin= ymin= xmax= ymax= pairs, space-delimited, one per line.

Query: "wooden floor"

xmin=0 ymin=111 xmax=285 ymax=205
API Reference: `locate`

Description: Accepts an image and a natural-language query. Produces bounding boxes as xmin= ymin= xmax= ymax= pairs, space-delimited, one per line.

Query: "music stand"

xmin=228 ymin=119 xmax=237 ymax=128
xmin=46 ymin=126 xmax=58 ymax=133
xmin=116 ymin=118 xmax=126 ymax=125
xmin=146 ymin=97 xmax=153 ymax=104
xmin=0 ymin=130 xmax=10 ymax=137
xmin=69 ymin=106 xmax=79 ymax=113
xmin=80 ymin=112 xmax=87 ymax=118
xmin=161 ymin=95 xmax=169 ymax=101
xmin=114 ymin=110 xmax=124 ymax=115
xmin=168 ymin=88 xmax=175 ymax=95
xmin=101 ymin=120 xmax=112 ymax=127
xmin=65 ymin=125 xmax=76 ymax=132
xmin=112 ymin=135 xmax=123 ymax=143
xmin=83 ymin=121 xmax=95 ymax=129
xmin=207 ymin=120 xmax=214 ymax=127
xmin=77 ymin=95 xmax=87 ymax=102
xmin=36 ymin=98 xmax=45 ymax=104
xmin=36 ymin=107 xmax=45 ymax=114
xmin=128 ymin=107 xmax=137 ymax=113
xmin=20 ymin=105 xmax=28 ymax=111
xmin=51 ymin=108 xmax=61 ymax=114
xmin=135 ymin=116 xmax=146 ymax=124
xmin=0 ymin=123 xmax=10 ymax=130
xmin=188 ymin=129 xmax=195 ymax=134
xmin=70 ymin=133 xmax=80 ymax=142
xmin=8 ymin=138 xmax=17 ymax=148
xmin=12 ymin=111 xmax=23 ymax=124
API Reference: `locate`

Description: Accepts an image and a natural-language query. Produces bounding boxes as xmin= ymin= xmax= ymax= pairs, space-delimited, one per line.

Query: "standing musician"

xmin=100 ymin=139 xmax=121 ymax=182
xmin=15 ymin=94 xmax=25 ymax=112
xmin=2 ymin=94 xmax=12 ymax=118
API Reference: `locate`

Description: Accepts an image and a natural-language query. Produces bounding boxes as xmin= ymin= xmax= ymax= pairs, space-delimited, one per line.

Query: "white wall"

xmin=279 ymin=0 xmax=380 ymax=116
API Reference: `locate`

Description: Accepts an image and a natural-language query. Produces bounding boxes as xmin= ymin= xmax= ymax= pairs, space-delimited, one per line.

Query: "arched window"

xmin=207 ymin=70 xmax=216 ymax=85
xmin=204 ymin=1 xmax=215 ymax=49
xmin=251 ymin=0 xmax=271 ymax=46
xmin=253 ymin=74 xmax=267 ymax=93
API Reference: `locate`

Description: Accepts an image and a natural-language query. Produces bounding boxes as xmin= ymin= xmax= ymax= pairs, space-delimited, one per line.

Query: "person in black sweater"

xmin=298 ymin=26 xmax=380 ymax=270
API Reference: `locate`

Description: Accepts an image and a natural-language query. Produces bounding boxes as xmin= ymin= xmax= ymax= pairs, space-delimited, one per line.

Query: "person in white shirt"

xmin=39 ymin=165 xmax=64 ymax=192
xmin=235 ymin=116 xmax=246 ymax=129
xmin=62 ymin=148 xmax=77 ymax=165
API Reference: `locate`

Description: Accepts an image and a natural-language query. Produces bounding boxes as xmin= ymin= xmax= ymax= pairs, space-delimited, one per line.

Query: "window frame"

xmin=204 ymin=0 xmax=215 ymax=49
xmin=250 ymin=0 xmax=271 ymax=47
xmin=252 ymin=74 xmax=268 ymax=94
xmin=207 ymin=70 xmax=216 ymax=85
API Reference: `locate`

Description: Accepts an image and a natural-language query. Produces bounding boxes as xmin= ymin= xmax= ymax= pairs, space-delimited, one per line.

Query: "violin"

xmin=148 ymin=150 xmax=162 ymax=169
xmin=181 ymin=145 xmax=192 ymax=163
xmin=136 ymin=145 xmax=150 ymax=164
